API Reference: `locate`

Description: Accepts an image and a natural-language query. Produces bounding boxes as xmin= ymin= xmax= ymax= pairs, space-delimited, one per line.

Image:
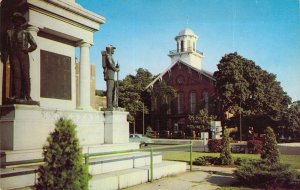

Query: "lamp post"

xmin=239 ymin=99 xmax=242 ymax=142
xmin=142 ymin=102 xmax=145 ymax=135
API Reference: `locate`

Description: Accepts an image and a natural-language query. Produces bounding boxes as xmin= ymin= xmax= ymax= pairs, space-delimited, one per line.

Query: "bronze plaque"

xmin=40 ymin=50 xmax=71 ymax=100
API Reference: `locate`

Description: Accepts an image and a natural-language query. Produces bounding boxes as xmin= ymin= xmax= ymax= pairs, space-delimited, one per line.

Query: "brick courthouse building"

xmin=146 ymin=28 xmax=216 ymax=137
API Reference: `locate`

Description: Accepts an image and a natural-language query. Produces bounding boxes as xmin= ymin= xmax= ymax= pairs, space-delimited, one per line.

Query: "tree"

xmin=36 ymin=118 xmax=89 ymax=190
xmin=261 ymin=127 xmax=280 ymax=164
xmin=187 ymin=109 xmax=216 ymax=133
xmin=119 ymin=68 xmax=154 ymax=128
xmin=150 ymin=80 xmax=176 ymax=130
xmin=283 ymin=101 xmax=300 ymax=139
xmin=213 ymin=52 xmax=291 ymax=136
xmin=219 ymin=128 xmax=232 ymax=165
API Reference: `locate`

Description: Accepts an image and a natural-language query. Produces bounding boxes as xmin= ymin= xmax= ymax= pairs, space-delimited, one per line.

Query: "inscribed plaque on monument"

xmin=40 ymin=50 xmax=71 ymax=100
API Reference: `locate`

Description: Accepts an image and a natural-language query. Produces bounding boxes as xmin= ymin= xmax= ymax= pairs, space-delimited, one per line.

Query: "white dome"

xmin=178 ymin=28 xmax=196 ymax=36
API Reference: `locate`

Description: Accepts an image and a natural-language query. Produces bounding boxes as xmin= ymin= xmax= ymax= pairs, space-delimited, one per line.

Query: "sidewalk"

xmin=124 ymin=166 xmax=236 ymax=190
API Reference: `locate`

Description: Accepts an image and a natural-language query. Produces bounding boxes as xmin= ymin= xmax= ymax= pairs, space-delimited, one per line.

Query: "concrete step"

xmin=88 ymin=152 xmax=162 ymax=175
xmin=0 ymin=160 xmax=186 ymax=190
xmin=0 ymin=166 xmax=37 ymax=190
xmin=89 ymin=161 xmax=187 ymax=190
xmin=0 ymin=152 xmax=162 ymax=189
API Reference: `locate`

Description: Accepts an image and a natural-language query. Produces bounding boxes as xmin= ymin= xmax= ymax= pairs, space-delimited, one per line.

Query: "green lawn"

xmin=161 ymin=151 xmax=300 ymax=169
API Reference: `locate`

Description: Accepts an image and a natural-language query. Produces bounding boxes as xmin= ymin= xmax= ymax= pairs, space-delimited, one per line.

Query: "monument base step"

xmin=0 ymin=143 xmax=140 ymax=164
xmin=88 ymin=152 xmax=162 ymax=175
xmin=0 ymin=161 xmax=186 ymax=190
xmin=0 ymin=166 xmax=38 ymax=190
xmin=89 ymin=161 xmax=187 ymax=190
xmin=0 ymin=151 xmax=163 ymax=189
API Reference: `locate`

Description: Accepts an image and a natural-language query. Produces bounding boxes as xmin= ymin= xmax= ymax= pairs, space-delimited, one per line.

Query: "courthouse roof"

xmin=146 ymin=60 xmax=215 ymax=89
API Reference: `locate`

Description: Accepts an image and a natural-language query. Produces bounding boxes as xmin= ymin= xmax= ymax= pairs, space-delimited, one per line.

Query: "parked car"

xmin=129 ymin=134 xmax=153 ymax=146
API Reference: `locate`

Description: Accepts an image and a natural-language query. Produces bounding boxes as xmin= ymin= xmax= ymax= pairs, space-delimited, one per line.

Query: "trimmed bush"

xmin=208 ymin=139 xmax=222 ymax=152
xmin=235 ymin=160 xmax=300 ymax=189
xmin=220 ymin=129 xmax=232 ymax=165
xmin=261 ymin=127 xmax=280 ymax=164
xmin=36 ymin=118 xmax=89 ymax=190
xmin=233 ymin=157 xmax=255 ymax=166
xmin=193 ymin=156 xmax=220 ymax=166
xmin=247 ymin=140 xmax=263 ymax=154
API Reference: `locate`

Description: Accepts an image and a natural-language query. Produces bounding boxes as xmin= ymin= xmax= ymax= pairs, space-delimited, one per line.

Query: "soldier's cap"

xmin=12 ymin=12 xmax=26 ymax=24
xmin=106 ymin=45 xmax=116 ymax=51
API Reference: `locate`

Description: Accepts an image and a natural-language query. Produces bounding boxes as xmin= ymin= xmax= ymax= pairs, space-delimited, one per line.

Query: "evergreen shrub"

xmin=219 ymin=129 xmax=232 ymax=165
xmin=193 ymin=156 xmax=220 ymax=166
xmin=235 ymin=160 xmax=300 ymax=189
xmin=261 ymin=127 xmax=280 ymax=164
xmin=36 ymin=118 xmax=89 ymax=190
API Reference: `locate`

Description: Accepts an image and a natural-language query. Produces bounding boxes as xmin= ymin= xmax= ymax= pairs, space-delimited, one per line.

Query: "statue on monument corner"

xmin=1 ymin=12 xmax=38 ymax=105
xmin=101 ymin=45 xmax=120 ymax=110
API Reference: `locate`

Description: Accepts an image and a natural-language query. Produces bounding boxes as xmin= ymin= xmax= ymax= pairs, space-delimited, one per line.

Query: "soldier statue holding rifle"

xmin=101 ymin=45 xmax=119 ymax=110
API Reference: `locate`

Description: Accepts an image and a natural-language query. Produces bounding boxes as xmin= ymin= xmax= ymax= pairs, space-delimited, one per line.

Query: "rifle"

xmin=115 ymin=61 xmax=119 ymax=107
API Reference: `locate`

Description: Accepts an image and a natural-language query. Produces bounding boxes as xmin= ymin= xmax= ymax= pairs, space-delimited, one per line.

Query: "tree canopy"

xmin=187 ymin=109 xmax=216 ymax=132
xmin=283 ymin=101 xmax=300 ymax=138
xmin=118 ymin=68 xmax=154 ymax=123
xmin=150 ymin=80 xmax=176 ymax=130
xmin=214 ymin=52 xmax=291 ymax=134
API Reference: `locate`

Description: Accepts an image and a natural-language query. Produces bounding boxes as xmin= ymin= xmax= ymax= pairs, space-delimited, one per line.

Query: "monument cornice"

xmin=28 ymin=4 xmax=97 ymax=33
xmin=27 ymin=0 xmax=105 ymax=32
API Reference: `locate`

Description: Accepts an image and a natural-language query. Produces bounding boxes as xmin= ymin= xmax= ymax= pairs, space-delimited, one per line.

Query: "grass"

xmin=161 ymin=151 xmax=300 ymax=169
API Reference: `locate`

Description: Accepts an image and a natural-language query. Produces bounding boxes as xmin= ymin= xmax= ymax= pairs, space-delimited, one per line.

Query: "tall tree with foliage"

xmin=261 ymin=127 xmax=280 ymax=164
xmin=187 ymin=109 xmax=216 ymax=132
xmin=219 ymin=128 xmax=232 ymax=165
xmin=283 ymin=101 xmax=300 ymax=138
xmin=150 ymin=80 xmax=176 ymax=130
xmin=213 ymin=52 xmax=291 ymax=135
xmin=119 ymin=68 xmax=154 ymax=125
xmin=36 ymin=118 xmax=89 ymax=190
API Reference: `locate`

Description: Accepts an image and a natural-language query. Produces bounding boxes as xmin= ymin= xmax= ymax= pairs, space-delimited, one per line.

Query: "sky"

xmin=76 ymin=0 xmax=300 ymax=102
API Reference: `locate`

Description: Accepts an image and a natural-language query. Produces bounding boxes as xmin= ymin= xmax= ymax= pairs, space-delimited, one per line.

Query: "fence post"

xmin=84 ymin=154 xmax=89 ymax=172
xmin=150 ymin=147 xmax=154 ymax=182
xmin=190 ymin=140 xmax=193 ymax=171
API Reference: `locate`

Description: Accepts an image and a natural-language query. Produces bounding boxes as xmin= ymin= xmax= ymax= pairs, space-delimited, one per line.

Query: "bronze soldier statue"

xmin=102 ymin=45 xmax=119 ymax=110
xmin=1 ymin=12 xmax=37 ymax=103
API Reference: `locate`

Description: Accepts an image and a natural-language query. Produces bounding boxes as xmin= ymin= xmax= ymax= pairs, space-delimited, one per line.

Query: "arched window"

xmin=152 ymin=96 xmax=158 ymax=111
xmin=190 ymin=92 xmax=197 ymax=114
xmin=178 ymin=92 xmax=184 ymax=114
xmin=181 ymin=40 xmax=184 ymax=52
xmin=167 ymin=94 xmax=172 ymax=114
xmin=177 ymin=41 xmax=179 ymax=52
xmin=203 ymin=91 xmax=209 ymax=110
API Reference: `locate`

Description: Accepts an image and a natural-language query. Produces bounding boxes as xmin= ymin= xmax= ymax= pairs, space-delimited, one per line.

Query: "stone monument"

xmin=0 ymin=0 xmax=133 ymax=160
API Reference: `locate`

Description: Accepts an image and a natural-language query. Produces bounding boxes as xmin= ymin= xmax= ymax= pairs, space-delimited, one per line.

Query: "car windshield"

xmin=130 ymin=134 xmax=146 ymax=138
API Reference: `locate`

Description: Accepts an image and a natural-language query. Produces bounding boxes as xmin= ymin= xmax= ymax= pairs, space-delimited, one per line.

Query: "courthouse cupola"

xmin=168 ymin=28 xmax=204 ymax=69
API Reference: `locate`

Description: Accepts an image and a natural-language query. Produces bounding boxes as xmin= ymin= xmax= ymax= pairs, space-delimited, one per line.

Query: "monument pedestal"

xmin=104 ymin=109 xmax=130 ymax=144
xmin=0 ymin=104 xmax=105 ymax=151
xmin=0 ymin=105 xmax=137 ymax=163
